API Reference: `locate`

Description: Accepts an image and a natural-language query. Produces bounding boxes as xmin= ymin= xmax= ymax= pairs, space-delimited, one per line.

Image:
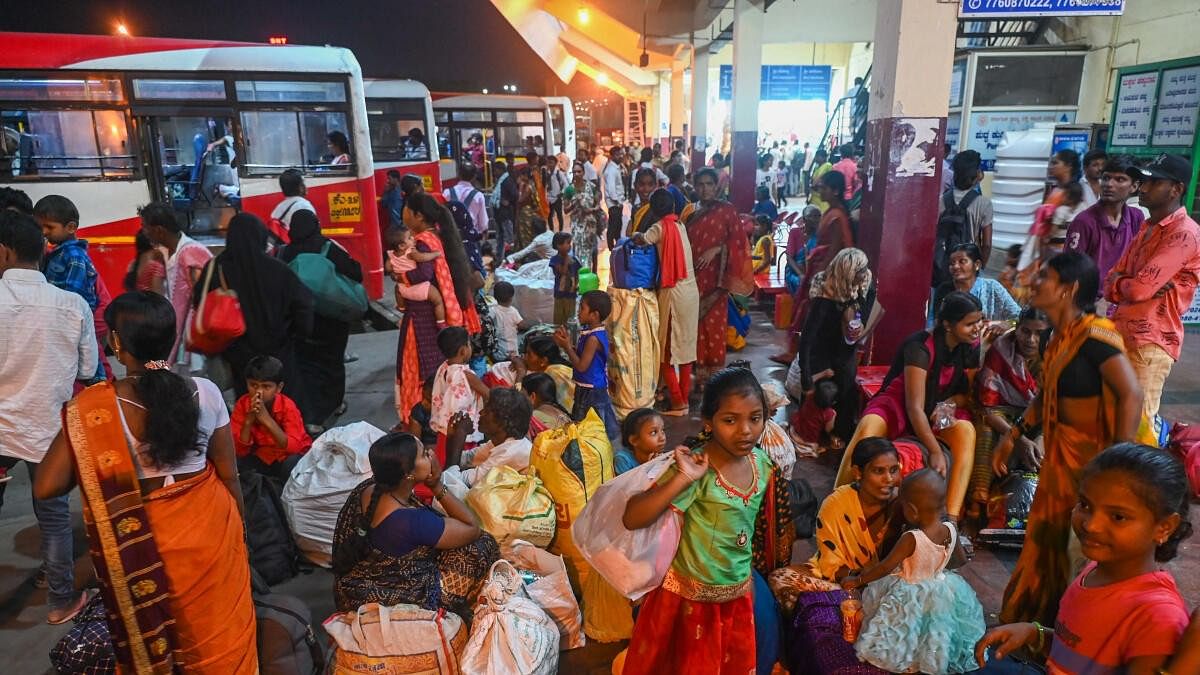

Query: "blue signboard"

xmin=1051 ymin=130 xmax=1091 ymax=157
xmin=958 ymin=0 xmax=1123 ymax=18
xmin=718 ymin=65 xmax=832 ymax=102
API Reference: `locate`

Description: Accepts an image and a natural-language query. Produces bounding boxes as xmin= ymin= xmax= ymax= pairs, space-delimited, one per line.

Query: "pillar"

xmin=730 ymin=0 xmax=763 ymax=211
xmin=858 ymin=0 xmax=958 ymax=364
xmin=656 ymin=72 xmax=672 ymax=149
xmin=691 ymin=49 xmax=710 ymax=172
xmin=670 ymin=60 xmax=686 ymax=146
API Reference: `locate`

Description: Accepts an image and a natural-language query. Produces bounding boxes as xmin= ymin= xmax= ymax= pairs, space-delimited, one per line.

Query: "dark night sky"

xmin=3 ymin=0 xmax=611 ymax=98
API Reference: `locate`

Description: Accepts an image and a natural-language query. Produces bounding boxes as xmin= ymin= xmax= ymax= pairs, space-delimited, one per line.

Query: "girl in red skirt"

xmin=622 ymin=367 xmax=772 ymax=674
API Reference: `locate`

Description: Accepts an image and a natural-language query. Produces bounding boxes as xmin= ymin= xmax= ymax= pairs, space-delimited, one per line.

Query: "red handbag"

xmin=187 ymin=260 xmax=245 ymax=355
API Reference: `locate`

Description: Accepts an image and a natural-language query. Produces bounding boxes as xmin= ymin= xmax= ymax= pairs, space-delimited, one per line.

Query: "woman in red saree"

xmin=395 ymin=193 xmax=480 ymax=426
xmin=773 ymin=170 xmax=855 ymax=363
xmin=35 ymin=292 xmax=256 ymax=674
xmin=684 ymin=168 xmax=753 ymax=380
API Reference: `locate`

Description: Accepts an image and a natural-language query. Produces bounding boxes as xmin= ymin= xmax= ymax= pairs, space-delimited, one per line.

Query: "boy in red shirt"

xmin=231 ymin=355 xmax=312 ymax=482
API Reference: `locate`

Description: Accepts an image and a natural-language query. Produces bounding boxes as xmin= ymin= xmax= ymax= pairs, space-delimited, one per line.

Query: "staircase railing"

xmin=814 ymin=64 xmax=871 ymax=161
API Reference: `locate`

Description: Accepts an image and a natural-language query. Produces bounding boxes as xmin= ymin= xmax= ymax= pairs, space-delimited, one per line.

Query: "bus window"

xmin=240 ymin=110 xmax=351 ymax=175
xmin=495 ymin=110 xmax=543 ymax=124
xmin=240 ymin=111 xmax=303 ymax=174
xmin=0 ymin=109 xmax=133 ymax=178
xmin=235 ymin=80 xmax=345 ymax=103
xmin=368 ymin=98 xmax=430 ymax=161
xmin=496 ymin=125 xmax=543 ymax=158
xmin=132 ymin=78 xmax=227 ymax=100
xmin=548 ymin=105 xmax=564 ymax=151
xmin=0 ymin=77 xmax=124 ymax=103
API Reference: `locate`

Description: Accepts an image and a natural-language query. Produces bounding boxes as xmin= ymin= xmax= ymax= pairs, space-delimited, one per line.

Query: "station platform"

xmin=1 ymin=312 xmax=1197 ymax=673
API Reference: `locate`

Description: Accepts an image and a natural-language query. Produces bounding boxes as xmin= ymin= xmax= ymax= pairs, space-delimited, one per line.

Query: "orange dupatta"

xmin=413 ymin=229 xmax=480 ymax=333
xmin=1000 ymin=314 xmax=1155 ymax=625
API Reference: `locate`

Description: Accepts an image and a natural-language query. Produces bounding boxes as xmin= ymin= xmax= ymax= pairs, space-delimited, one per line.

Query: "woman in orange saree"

xmin=34 ymin=292 xmax=256 ymax=674
xmin=684 ymin=168 xmax=753 ymax=377
xmin=395 ymin=194 xmax=481 ymax=425
xmin=992 ymin=252 xmax=1150 ymax=627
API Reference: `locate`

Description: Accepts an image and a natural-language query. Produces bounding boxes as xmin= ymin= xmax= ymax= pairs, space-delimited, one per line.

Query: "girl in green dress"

xmin=622 ymin=367 xmax=771 ymax=674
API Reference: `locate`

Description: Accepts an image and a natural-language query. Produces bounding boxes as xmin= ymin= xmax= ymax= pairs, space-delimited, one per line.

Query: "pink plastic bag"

xmin=570 ymin=453 xmax=681 ymax=600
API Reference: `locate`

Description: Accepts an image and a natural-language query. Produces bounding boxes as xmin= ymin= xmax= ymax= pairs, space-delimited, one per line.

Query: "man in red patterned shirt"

xmin=1106 ymin=154 xmax=1200 ymax=419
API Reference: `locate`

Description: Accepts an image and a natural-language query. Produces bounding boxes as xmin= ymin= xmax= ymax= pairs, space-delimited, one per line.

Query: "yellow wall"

xmin=1065 ymin=0 xmax=1200 ymax=123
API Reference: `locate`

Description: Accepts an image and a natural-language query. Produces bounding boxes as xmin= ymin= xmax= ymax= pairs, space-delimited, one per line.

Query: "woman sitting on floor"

xmin=331 ymin=423 xmax=499 ymax=617
xmin=768 ymin=438 xmax=902 ymax=614
xmin=834 ymin=291 xmax=986 ymax=523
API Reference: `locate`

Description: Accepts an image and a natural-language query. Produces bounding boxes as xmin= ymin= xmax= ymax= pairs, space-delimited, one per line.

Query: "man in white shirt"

xmin=444 ymin=163 xmax=490 ymax=237
xmin=270 ymin=168 xmax=316 ymax=231
xmin=545 ymin=155 xmax=569 ymax=232
xmin=0 ymin=210 xmax=98 ymax=624
xmin=506 ymin=217 xmax=555 ymax=265
xmin=602 ymin=146 xmax=628 ymax=248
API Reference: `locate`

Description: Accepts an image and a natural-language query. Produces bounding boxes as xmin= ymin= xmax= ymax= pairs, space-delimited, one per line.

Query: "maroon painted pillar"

xmin=858 ymin=118 xmax=946 ymax=363
xmin=729 ymin=0 xmax=763 ymax=212
xmin=857 ymin=0 xmax=959 ymax=364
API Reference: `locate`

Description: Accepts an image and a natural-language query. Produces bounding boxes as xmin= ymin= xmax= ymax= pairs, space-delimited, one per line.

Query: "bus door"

xmin=133 ymin=107 xmax=241 ymax=233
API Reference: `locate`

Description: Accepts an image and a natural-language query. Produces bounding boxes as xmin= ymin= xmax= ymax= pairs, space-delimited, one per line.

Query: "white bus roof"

xmin=364 ymin=78 xmax=432 ymax=99
xmin=432 ymin=94 xmax=550 ymax=111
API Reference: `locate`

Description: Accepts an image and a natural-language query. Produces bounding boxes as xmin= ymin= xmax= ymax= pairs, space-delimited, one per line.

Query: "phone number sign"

xmin=959 ymin=0 xmax=1123 ymax=18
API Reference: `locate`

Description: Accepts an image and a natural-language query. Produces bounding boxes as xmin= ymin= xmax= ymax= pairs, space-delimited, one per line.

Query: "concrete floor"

xmin=2 ymin=309 xmax=1198 ymax=674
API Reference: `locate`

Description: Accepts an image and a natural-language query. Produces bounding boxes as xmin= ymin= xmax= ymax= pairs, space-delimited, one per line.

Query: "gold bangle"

xmin=433 ymin=483 xmax=448 ymax=500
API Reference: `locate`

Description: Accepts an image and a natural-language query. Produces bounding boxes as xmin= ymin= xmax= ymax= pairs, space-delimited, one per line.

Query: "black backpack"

xmin=240 ymin=472 xmax=301 ymax=586
xmin=251 ymin=570 xmax=325 ymax=675
xmin=786 ymin=477 xmax=819 ymax=539
xmin=931 ymin=189 xmax=978 ymax=287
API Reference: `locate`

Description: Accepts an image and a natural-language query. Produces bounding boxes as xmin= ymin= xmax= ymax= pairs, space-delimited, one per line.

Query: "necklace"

xmin=712 ymin=451 xmax=760 ymax=554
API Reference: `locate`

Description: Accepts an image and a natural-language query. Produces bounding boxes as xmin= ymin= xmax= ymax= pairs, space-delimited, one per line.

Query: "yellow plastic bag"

xmin=581 ymin=566 xmax=633 ymax=643
xmin=466 ymin=466 xmax=557 ymax=548
xmin=607 ymin=287 xmax=660 ymax=418
xmin=528 ymin=410 xmax=614 ymax=592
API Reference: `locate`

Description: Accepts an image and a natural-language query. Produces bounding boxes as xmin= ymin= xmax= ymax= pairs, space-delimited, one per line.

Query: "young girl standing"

xmin=975 ymin=443 xmax=1192 ymax=673
xmin=621 ymin=368 xmax=773 ymax=674
xmin=844 ymin=469 xmax=985 ymax=674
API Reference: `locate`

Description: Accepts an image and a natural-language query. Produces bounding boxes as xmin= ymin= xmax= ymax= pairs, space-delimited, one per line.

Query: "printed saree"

xmin=332 ymin=480 xmax=500 ymax=617
xmin=999 ymin=314 xmax=1155 ymax=625
xmin=64 ymin=383 xmax=257 ymax=674
xmin=687 ymin=201 xmax=754 ymax=367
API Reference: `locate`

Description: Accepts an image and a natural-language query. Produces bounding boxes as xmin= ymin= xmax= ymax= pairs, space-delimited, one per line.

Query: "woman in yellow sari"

xmin=993 ymin=251 xmax=1149 ymax=627
xmin=34 ymin=292 xmax=256 ymax=674
xmin=768 ymin=438 xmax=901 ymax=614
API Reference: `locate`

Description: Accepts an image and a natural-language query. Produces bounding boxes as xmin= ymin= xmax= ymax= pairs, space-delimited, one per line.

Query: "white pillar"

xmin=670 ymin=60 xmax=686 ymax=140
xmin=691 ymin=49 xmax=710 ymax=170
xmin=730 ymin=0 xmax=764 ymax=210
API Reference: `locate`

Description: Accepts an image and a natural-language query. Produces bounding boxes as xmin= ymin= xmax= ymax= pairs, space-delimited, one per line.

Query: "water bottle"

xmin=844 ymin=311 xmax=863 ymax=345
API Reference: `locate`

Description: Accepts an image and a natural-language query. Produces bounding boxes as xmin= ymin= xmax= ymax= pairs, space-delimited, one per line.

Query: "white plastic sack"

xmin=323 ymin=602 xmax=466 ymax=674
xmin=570 ymin=453 xmax=682 ymax=601
xmin=761 ymin=420 xmax=797 ymax=479
xmin=785 ymin=355 xmax=805 ymax=401
xmin=461 ymin=560 xmax=559 ymax=675
xmin=282 ymin=421 xmax=385 ymax=567
xmin=440 ymin=466 xmax=471 ymax=502
xmin=496 ymin=260 xmax=556 ymax=324
xmin=504 ymin=540 xmax=585 ymax=650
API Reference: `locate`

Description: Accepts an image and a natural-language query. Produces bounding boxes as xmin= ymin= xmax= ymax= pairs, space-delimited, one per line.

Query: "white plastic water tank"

xmin=990 ymin=124 xmax=1054 ymax=251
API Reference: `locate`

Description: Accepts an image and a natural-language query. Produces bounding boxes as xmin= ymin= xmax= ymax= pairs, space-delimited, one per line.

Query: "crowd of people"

xmin=0 ymin=125 xmax=1198 ymax=675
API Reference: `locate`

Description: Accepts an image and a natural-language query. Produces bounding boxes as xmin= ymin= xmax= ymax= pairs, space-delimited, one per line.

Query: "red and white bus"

xmin=430 ymin=93 xmax=574 ymax=187
xmin=0 ymin=32 xmax=387 ymax=299
xmin=363 ymin=78 xmax=440 ymax=205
